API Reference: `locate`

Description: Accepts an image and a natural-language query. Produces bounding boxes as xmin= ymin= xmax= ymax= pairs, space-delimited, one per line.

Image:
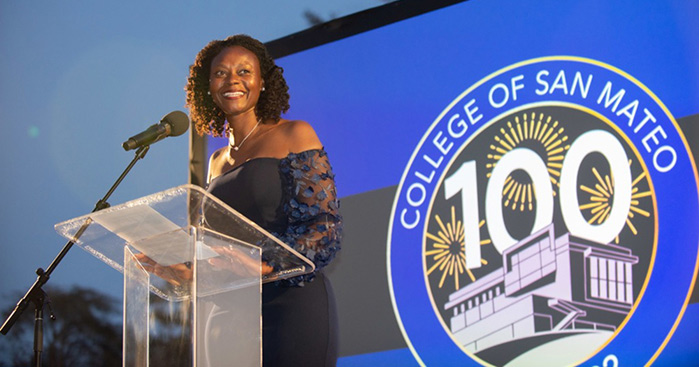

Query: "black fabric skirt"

xmin=262 ymin=272 xmax=338 ymax=367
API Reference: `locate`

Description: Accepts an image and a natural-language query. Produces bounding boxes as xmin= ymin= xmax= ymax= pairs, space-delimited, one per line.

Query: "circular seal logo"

xmin=387 ymin=57 xmax=699 ymax=366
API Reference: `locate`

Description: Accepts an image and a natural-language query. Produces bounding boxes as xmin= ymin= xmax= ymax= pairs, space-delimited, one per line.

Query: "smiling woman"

xmin=208 ymin=46 xmax=265 ymax=122
xmin=185 ymin=34 xmax=343 ymax=367
xmin=186 ymin=35 xmax=290 ymax=138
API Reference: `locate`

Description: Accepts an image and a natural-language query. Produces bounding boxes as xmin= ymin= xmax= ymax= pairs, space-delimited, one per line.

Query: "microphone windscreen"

xmin=162 ymin=111 xmax=190 ymax=137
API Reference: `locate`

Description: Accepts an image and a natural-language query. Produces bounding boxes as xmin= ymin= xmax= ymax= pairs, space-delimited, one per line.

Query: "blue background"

xmin=266 ymin=1 xmax=699 ymax=365
xmin=267 ymin=0 xmax=699 ymax=198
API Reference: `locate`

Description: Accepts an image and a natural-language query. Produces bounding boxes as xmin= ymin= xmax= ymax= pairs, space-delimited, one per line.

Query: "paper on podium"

xmin=91 ymin=205 xmax=217 ymax=266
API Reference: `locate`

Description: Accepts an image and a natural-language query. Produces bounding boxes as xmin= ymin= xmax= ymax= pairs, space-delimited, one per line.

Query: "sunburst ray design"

xmin=486 ymin=112 xmax=570 ymax=212
xmin=578 ymin=160 xmax=652 ymax=243
xmin=425 ymin=206 xmax=491 ymax=290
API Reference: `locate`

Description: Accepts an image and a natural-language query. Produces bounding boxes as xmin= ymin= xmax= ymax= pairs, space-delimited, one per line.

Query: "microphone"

xmin=122 ymin=111 xmax=190 ymax=151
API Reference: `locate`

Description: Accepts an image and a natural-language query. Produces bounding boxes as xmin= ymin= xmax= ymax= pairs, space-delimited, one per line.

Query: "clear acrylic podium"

xmin=54 ymin=184 xmax=314 ymax=366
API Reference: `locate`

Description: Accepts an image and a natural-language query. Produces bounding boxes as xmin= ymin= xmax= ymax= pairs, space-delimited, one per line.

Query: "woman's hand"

xmin=133 ymin=253 xmax=193 ymax=287
xmin=208 ymin=245 xmax=274 ymax=276
xmin=133 ymin=247 xmax=272 ymax=287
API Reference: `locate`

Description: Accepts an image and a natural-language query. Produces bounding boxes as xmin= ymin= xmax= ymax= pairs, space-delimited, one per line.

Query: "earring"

xmin=261 ymin=87 xmax=266 ymax=92
xmin=207 ymin=91 xmax=211 ymax=95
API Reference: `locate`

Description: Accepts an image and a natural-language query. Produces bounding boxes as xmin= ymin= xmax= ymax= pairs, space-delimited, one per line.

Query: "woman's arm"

xmin=276 ymin=138 xmax=342 ymax=286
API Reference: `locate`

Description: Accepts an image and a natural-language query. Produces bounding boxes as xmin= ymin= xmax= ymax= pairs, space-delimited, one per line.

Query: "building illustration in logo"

xmin=444 ymin=222 xmax=639 ymax=364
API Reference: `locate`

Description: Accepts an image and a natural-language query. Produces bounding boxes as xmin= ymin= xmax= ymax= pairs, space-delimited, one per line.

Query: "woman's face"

xmin=209 ymin=46 xmax=265 ymax=120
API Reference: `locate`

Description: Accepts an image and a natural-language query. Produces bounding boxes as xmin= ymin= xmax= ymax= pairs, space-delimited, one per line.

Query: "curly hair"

xmin=185 ymin=34 xmax=290 ymax=137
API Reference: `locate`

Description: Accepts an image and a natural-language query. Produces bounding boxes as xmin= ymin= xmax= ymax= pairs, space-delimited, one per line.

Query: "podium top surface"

xmin=55 ymin=184 xmax=314 ymax=298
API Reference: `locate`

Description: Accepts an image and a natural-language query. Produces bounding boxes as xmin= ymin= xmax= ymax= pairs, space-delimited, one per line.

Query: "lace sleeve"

xmin=276 ymin=148 xmax=342 ymax=286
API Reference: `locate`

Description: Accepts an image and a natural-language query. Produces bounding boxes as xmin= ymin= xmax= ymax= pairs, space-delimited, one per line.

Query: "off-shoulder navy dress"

xmin=207 ymin=149 xmax=342 ymax=367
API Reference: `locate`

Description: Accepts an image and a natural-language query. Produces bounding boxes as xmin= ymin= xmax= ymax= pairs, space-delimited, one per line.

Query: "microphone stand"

xmin=1 ymin=145 xmax=150 ymax=366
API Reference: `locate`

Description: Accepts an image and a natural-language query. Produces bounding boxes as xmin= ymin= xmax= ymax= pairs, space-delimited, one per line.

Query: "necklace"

xmin=229 ymin=120 xmax=261 ymax=152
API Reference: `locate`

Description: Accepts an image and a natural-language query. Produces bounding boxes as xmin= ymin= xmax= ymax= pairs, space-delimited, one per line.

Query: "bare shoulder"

xmin=209 ymin=146 xmax=227 ymax=166
xmin=278 ymin=119 xmax=323 ymax=152
xmin=207 ymin=146 xmax=228 ymax=183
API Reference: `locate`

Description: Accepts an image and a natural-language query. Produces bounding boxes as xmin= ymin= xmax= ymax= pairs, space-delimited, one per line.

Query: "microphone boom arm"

xmin=0 ymin=145 xmax=150 ymax=366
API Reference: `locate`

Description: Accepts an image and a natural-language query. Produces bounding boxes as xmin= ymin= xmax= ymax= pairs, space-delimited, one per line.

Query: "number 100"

xmin=444 ymin=130 xmax=632 ymax=269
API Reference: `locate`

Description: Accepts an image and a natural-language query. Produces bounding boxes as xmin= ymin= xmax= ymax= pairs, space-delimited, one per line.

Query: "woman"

xmin=185 ymin=34 xmax=341 ymax=366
